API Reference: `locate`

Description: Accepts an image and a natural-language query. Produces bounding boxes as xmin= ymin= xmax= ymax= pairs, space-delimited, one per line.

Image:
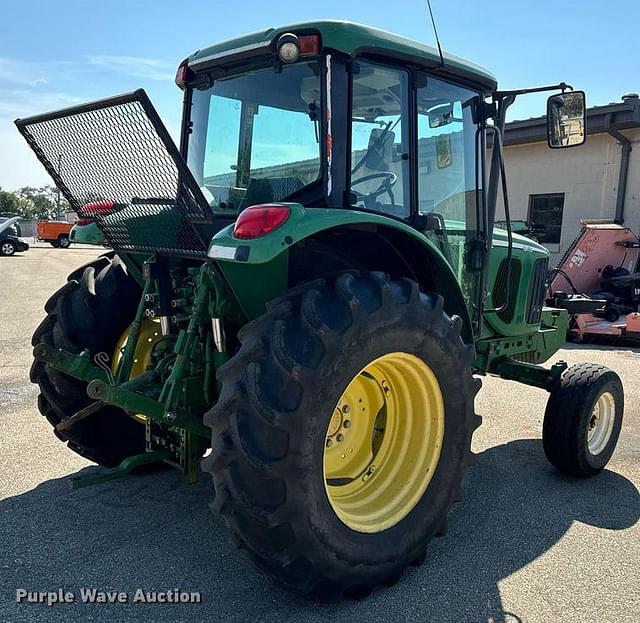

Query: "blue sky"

xmin=1 ymin=0 xmax=638 ymax=189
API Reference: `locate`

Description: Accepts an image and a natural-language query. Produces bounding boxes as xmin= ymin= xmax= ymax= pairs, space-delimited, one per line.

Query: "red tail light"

xmin=233 ymin=204 xmax=291 ymax=240
xmin=175 ymin=60 xmax=193 ymax=88
xmin=82 ymin=200 xmax=114 ymax=218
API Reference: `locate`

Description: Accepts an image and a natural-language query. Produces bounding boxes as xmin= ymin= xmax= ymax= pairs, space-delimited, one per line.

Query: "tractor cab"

xmin=178 ymin=22 xmax=584 ymax=333
xmin=178 ymin=22 xmax=494 ymax=328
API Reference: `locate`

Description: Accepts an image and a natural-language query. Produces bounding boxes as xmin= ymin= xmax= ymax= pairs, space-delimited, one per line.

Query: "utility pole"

xmin=56 ymin=154 xmax=62 ymax=219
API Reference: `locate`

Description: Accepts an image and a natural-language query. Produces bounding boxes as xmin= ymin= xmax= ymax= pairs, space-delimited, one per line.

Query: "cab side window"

xmin=350 ymin=62 xmax=410 ymax=218
xmin=417 ymin=78 xmax=479 ymax=226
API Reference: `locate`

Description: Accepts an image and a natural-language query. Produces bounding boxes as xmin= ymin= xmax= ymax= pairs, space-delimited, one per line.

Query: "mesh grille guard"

xmin=15 ymin=89 xmax=214 ymax=258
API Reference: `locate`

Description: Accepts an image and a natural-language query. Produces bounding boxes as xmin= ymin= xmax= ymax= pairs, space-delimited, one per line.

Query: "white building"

xmin=500 ymin=94 xmax=640 ymax=264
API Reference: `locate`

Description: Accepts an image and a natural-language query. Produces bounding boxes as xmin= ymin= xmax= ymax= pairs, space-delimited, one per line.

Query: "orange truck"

xmin=36 ymin=220 xmax=74 ymax=248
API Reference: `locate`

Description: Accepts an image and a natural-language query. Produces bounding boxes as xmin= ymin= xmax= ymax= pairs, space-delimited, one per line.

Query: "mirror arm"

xmin=478 ymin=94 xmax=515 ymax=317
xmin=485 ymin=93 xmax=514 ymax=237
xmin=493 ymin=82 xmax=573 ymax=100
xmin=483 ymin=125 xmax=514 ymax=315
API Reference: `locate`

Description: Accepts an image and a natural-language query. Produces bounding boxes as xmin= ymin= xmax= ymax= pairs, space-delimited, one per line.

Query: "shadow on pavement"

xmin=0 ymin=438 xmax=637 ymax=622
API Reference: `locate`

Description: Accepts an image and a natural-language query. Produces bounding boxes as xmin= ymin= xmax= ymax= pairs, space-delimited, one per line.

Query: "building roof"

xmin=504 ymin=95 xmax=640 ymax=146
xmin=187 ymin=20 xmax=497 ymax=92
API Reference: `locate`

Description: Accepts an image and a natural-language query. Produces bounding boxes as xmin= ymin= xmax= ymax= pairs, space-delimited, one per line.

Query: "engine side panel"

xmin=483 ymin=230 xmax=550 ymax=338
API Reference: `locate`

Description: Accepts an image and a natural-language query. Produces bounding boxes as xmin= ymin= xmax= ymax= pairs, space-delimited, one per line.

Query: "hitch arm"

xmin=87 ymin=379 xmax=210 ymax=438
xmin=33 ymin=344 xmax=110 ymax=384
xmin=70 ymin=449 xmax=172 ymax=490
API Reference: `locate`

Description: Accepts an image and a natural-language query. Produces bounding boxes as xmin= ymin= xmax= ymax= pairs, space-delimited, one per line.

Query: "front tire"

xmin=203 ymin=272 xmax=480 ymax=599
xmin=1 ymin=240 xmax=16 ymax=256
xmin=31 ymin=253 xmax=145 ymax=466
xmin=543 ymin=363 xmax=624 ymax=477
xmin=58 ymin=235 xmax=71 ymax=248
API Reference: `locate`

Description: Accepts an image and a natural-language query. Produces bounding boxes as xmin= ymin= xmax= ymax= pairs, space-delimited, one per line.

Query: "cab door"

xmin=348 ymin=61 xmax=484 ymax=329
xmin=416 ymin=76 xmax=484 ymax=318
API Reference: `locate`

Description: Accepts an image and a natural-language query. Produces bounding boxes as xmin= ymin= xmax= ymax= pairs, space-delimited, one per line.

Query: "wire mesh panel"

xmin=15 ymin=89 xmax=214 ymax=257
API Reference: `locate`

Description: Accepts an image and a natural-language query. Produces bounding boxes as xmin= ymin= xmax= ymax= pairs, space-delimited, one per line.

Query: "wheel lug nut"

xmin=336 ymin=433 xmax=344 ymax=442
xmin=343 ymin=420 xmax=351 ymax=428
xmin=326 ymin=438 xmax=333 ymax=448
xmin=342 ymin=404 xmax=350 ymax=414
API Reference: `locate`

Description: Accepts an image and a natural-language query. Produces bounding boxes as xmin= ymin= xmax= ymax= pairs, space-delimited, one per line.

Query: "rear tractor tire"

xmin=543 ymin=363 xmax=623 ymax=477
xmin=31 ymin=253 xmax=145 ymax=466
xmin=203 ymin=272 xmax=481 ymax=600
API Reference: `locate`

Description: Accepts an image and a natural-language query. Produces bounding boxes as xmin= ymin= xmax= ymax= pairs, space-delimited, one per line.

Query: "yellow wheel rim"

xmin=112 ymin=318 xmax=162 ymax=378
xmin=112 ymin=319 xmax=163 ymax=421
xmin=323 ymin=352 xmax=444 ymax=533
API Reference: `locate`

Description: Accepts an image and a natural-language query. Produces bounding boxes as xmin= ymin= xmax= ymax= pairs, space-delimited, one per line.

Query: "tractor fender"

xmin=209 ymin=203 xmax=472 ymax=341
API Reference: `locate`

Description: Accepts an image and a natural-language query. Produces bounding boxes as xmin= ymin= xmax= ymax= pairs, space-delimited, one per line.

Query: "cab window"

xmin=416 ymin=76 xmax=480 ymax=283
xmin=417 ymin=77 xmax=479 ymax=227
xmin=350 ymin=62 xmax=410 ymax=219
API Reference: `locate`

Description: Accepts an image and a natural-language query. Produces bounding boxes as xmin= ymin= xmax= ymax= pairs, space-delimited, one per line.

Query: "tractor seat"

xmin=242 ymin=176 xmax=305 ymax=207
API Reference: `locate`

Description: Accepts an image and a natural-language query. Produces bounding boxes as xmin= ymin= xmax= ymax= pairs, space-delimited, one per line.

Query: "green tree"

xmin=40 ymin=185 xmax=70 ymax=216
xmin=0 ymin=188 xmax=20 ymax=214
xmin=0 ymin=185 xmax=71 ymax=220
xmin=15 ymin=187 xmax=53 ymax=219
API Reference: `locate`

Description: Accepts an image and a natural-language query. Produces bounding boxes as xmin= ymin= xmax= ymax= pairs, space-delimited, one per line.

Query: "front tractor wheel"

xmin=203 ymin=272 xmax=480 ymax=599
xmin=543 ymin=363 xmax=624 ymax=477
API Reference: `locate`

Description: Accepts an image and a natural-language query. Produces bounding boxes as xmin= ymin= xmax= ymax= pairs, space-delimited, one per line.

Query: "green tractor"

xmin=17 ymin=21 xmax=623 ymax=599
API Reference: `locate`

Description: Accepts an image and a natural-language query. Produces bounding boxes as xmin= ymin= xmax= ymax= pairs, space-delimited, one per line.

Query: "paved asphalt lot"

xmin=1 ymin=245 xmax=638 ymax=622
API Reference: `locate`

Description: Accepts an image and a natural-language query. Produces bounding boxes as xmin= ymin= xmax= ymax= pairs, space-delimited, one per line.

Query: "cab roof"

xmin=188 ymin=20 xmax=497 ymax=93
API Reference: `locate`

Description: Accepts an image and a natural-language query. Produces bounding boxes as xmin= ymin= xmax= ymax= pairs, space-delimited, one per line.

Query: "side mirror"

xmin=546 ymin=91 xmax=586 ymax=148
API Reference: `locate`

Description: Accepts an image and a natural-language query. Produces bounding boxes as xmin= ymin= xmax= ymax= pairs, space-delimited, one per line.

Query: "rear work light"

xmin=233 ymin=204 xmax=291 ymax=240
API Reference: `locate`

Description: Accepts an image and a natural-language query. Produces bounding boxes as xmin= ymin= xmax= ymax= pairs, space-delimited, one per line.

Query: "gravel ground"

xmin=0 ymin=245 xmax=638 ymax=622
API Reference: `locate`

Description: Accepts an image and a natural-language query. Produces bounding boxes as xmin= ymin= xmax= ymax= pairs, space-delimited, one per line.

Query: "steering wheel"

xmin=351 ymin=172 xmax=398 ymax=207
